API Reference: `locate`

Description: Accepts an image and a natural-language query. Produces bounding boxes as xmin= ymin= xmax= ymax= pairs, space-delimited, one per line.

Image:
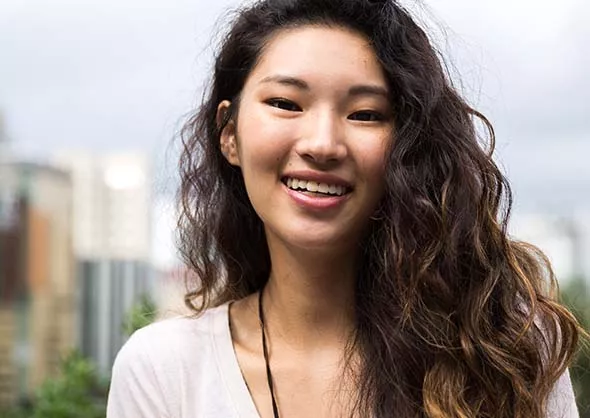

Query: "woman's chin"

xmin=272 ymin=229 xmax=359 ymax=256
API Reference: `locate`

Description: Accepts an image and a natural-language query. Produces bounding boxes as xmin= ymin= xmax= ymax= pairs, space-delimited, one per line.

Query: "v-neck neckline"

xmin=211 ymin=303 xmax=262 ymax=418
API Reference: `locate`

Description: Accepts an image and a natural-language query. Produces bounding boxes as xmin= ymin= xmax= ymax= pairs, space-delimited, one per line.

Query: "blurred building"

xmin=55 ymin=152 xmax=151 ymax=260
xmin=55 ymin=151 xmax=154 ymax=374
xmin=0 ymin=161 xmax=75 ymax=407
xmin=77 ymin=259 xmax=152 ymax=373
xmin=0 ymin=113 xmax=8 ymax=159
xmin=511 ymin=212 xmax=589 ymax=283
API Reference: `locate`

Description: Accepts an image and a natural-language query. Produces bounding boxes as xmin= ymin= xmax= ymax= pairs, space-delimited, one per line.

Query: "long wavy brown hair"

xmin=177 ymin=0 xmax=584 ymax=416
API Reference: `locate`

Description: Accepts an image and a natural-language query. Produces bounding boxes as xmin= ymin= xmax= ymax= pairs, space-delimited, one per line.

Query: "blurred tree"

xmin=30 ymin=351 xmax=108 ymax=418
xmin=0 ymin=351 xmax=108 ymax=418
xmin=0 ymin=407 xmax=26 ymax=418
xmin=122 ymin=293 xmax=158 ymax=336
xmin=0 ymin=294 xmax=158 ymax=418
xmin=561 ymin=277 xmax=590 ymax=418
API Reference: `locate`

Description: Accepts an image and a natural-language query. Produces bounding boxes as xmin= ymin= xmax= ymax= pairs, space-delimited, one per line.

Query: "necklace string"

xmin=259 ymin=288 xmax=281 ymax=418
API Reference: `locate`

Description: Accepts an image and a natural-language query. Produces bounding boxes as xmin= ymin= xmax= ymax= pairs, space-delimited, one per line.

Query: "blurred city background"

xmin=0 ymin=0 xmax=588 ymax=416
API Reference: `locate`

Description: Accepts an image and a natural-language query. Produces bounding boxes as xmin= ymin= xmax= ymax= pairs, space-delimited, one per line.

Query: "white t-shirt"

xmin=106 ymin=303 xmax=580 ymax=418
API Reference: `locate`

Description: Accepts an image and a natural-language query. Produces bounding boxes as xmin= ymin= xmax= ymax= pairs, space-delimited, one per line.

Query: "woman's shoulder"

xmin=110 ymin=303 xmax=232 ymax=386
xmin=107 ymin=303 xmax=233 ymax=417
xmin=121 ymin=303 xmax=229 ymax=359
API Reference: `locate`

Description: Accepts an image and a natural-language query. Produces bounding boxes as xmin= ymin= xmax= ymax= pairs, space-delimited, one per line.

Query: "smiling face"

xmin=218 ymin=25 xmax=394 ymax=255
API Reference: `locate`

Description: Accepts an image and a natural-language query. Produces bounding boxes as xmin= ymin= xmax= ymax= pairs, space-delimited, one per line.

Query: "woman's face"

xmin=219 ymin=25 xmax=394 ymax=253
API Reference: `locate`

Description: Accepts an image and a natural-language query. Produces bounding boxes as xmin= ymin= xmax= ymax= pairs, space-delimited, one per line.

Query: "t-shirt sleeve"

xmin=106 ymin=328 xmax=171 ymax=418
xmin=546 ymin=369 xmax=579 ymax=418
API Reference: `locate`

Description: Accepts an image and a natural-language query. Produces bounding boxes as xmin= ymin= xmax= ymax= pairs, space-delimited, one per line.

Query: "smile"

xmin=282 ymin=177 xmax=351 ymax=196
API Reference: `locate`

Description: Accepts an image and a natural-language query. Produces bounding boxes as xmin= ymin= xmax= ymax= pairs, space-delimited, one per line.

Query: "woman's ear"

xmin=216 ymin=100 xmax=240 ymax=167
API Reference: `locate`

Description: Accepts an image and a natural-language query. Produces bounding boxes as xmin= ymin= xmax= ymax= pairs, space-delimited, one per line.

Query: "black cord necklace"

xmin=258 ymin=289 xmax=281 ymax=418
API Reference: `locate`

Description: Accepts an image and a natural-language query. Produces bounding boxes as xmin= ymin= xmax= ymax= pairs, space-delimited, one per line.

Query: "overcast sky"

xmin=1 ymin=0 xmax=588 ymax=209
xmin=0 ymin=0 xmax=588 ymax=222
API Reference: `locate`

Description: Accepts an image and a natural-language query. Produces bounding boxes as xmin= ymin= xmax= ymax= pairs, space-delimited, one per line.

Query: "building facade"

xmin=0 ymin=162 xmax=75 ymax=406
xmin=511 ymin=212 xmax=589 ymax=283
xmin=55 ymin=151 xmax=155 ymax=374
xmin=78 ymin=259 xmax=152 ymax=373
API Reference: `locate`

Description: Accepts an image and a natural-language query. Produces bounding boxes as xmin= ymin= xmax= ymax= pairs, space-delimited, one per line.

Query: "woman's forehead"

xmin=245 ymin=25 xmax=388 ymax=93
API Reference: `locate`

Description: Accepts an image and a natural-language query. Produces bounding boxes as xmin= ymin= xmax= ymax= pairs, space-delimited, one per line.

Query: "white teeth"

xmin=284 ymin=177 xmax=348 ymax=196
xmin=318 ymin=183 xmax=329 ymax=193
xmin=306 ymin=181 xmax=318 ymax=192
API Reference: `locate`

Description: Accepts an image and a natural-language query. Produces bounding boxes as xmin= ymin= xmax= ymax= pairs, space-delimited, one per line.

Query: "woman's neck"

xmin=262 ymin=238 xmax=358 ymax=351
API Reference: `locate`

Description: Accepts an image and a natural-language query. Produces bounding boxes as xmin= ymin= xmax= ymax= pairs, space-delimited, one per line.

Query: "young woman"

xmin=107 ymin=0 xmax=584 ymax=417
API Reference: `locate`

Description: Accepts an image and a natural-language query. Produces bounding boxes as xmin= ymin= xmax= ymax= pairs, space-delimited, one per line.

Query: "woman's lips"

xmin=283 ymin=183 xmax=350 ymax=211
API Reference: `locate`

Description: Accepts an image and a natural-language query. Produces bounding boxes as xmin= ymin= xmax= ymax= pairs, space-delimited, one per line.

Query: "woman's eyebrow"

xmin=259 ymin=74 xmax=388 ymax=99
xmin=259 ymin=75 xmax=309 ymax=90
xmin=348 ymin=84 xmax=389 ymax=99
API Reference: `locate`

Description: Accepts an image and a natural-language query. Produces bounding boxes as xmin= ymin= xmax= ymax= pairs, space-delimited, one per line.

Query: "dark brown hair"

xmin=177 ymin=0 xmax=583 ymax=416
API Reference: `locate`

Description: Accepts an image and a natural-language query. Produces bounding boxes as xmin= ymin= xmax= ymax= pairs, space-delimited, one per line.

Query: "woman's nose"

xmin=294 ymin=110 xmax=348 ymax=165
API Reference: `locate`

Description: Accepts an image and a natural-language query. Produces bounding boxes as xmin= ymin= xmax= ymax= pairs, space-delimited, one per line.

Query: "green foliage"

xmin=0 ymin=408 xmax=27 ymax=418
xmin=122 ymin=294 xmax=158 ymax=336
xmin=31 ymin=351 xmax=108 ymax=418
xmin=561 ymin=277 xmax=590 ymax=418
xmin=0 ymin=351 xmax=109 ymax=418
xmin=1 ymin=294 xmax=158 ymax=417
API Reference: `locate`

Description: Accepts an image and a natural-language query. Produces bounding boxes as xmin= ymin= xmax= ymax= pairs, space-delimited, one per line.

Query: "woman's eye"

xmin=349 ymin=111 xmax=384 ymax=122
xmin=266 ymin=98 xmax=302 ymax=112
